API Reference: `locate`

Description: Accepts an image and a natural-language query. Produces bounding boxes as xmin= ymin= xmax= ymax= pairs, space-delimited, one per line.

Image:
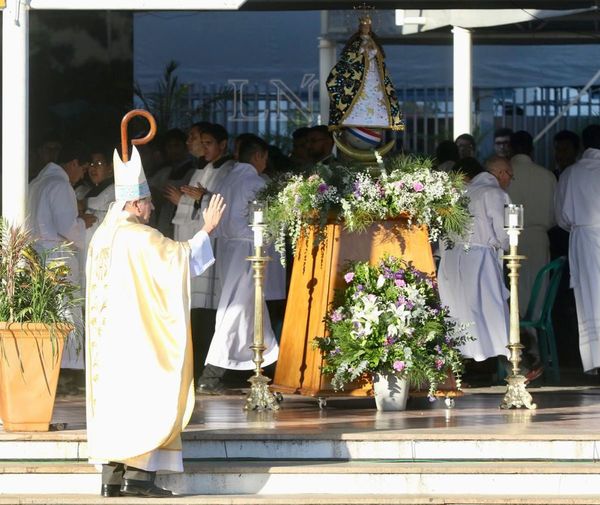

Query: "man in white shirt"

xmin=508 ymin=130 xmax=556 ymax=316
xmin=555 ymin=124 xmax=600 ymax=373
xmin=27 ymin=142 xmax=97 ymax=382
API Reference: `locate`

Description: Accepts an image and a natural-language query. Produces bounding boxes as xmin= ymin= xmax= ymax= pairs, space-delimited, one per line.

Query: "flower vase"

xmin=373 ymin=373 xmax=409 ymax=411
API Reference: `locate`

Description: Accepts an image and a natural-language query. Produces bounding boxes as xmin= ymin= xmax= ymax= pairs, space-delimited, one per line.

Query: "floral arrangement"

xmin=259 ymin=156 xmax=470 ymax=263
xmin=314 ymin=256 xmax=470 ymax=399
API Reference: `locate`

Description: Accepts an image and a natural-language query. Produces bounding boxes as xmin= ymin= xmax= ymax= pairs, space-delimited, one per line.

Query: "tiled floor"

xmin=5 ymin=385 xmax=600 ymax=441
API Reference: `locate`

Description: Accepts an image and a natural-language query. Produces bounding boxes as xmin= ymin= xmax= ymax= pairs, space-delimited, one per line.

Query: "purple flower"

xmin=385 ymin=335 xmax=395 ymax=346
xmin=435 ymin=358 xmax=445 ymax=370
xmin=392 ymin=360 xmax=406 ymax=372
xmin=405 ymin=300 xmax=415 ymax=310
xmin=330 ymin=347 xmax=341 ymax=356
xmin=413 ymin=181 xmax=425 ymax=192
xmin=395 ymin=279 xmax=406 ymax=288
xmin=356 ymin=284 xmax=364 ymax=291
xmin=318 ymin=183 xmax=329 ymax=194
xmin=344 ymin=272 xmax=355 ymax=283
xmin=330 ymin=310 xmax=343 ymax=323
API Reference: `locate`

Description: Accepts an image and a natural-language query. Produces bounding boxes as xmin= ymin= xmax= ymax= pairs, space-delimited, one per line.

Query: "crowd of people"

xmin=435 ymin=125 xmax=600 ymax=385
xmin=25 ymin=122 xmax=338 ymax=396
xmin=25 ymin=120 xmax=600 ymax=389
xmin=24 ymin=122 xmax=336 ymax=497
xmin=23 ymin=116 xmax=600 ymax=496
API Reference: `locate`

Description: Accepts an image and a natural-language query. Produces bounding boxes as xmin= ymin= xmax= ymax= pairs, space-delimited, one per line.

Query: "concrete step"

xmin=2 ymin=433 xmax=600 ymax=462
xmin=0 ymin=494 xmax=598 ymax=505
xmin=1 ymin=461 xmax=600 ymax=496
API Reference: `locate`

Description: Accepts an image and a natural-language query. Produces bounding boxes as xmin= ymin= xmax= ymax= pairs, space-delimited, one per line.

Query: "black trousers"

xmin=190 ymin=308 xmax=217 ymax=383
xmin=102 ymin=462 xmax=155 ymax=485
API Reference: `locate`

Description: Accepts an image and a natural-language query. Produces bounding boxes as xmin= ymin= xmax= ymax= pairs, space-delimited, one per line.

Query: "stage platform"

xmin=1 ymin=386 xmax=600 ymax=503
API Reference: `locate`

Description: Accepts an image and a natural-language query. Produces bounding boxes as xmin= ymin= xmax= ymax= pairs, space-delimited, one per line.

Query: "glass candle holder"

xmin=251 ymin=200 xmax=264 ymax=248
xmin=504 ymin=204 xmax=524 ymax=230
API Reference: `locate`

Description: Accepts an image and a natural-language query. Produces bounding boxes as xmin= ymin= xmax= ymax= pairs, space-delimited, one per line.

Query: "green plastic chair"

xmin=519 ymin=256 xmax=567 ymax=383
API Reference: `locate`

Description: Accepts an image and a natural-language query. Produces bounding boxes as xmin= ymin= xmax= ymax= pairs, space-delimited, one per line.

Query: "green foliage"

xmin=314 ymin=256 xmax=470 ymax=398
xmin=134 ymin=60 xmax=190 ymax=133
xmin=0 ymin=219 xmax=80 ymax=325
xmin=258 ymin=155 xmax=472 ymax=265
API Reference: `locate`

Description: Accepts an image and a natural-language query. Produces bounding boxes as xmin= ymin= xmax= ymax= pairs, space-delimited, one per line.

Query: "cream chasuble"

xmin=86 ymin=208 xmax=203 ymax=471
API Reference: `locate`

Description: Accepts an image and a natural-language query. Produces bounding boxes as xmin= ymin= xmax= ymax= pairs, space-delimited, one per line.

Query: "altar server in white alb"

xmin=27 ymin=142 xmax=97 ymax=370
xmin=198 ymin=135 xmax=279 ymax=394
xmin=438 ymin=156 xmax=512 ymax=362
xmin=85 ymin=146 xmax=225 ymax=498
xmin=555 ymin=124 xmax=600 ymax=373
xmin=171 ymin=123 xmax=235 ymax=308
xmin=170 ymin=123 xmax=236 ymax=383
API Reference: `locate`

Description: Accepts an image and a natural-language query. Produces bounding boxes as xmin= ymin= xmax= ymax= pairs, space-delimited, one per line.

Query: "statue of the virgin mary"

xmin=326 ymin=13 xmax=404 ymax=158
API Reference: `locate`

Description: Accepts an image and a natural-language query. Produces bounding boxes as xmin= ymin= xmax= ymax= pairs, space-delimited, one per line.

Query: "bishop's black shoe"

xmin=120 ymin=479 xmax=174 ymax=498
xmin=100 ymin=484 xmax=122 ymax=497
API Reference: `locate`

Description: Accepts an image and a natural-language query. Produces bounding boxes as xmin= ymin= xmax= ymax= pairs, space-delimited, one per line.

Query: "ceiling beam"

xmin=241 ymin=1 xmax=598 ymax=10
xmin=28 ymin=0 xmax=246 ymax=9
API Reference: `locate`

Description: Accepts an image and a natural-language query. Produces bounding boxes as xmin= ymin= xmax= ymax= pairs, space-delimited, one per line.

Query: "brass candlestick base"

xmin=244 ymin=244 xmax=280 ymax=412
xmin=245 ymin=373 xmax=280 ymax=411
xmin=500 ymin=343 xmax=537 ymax=410
xmin=500 ymin=232 xmax=536 ymax=410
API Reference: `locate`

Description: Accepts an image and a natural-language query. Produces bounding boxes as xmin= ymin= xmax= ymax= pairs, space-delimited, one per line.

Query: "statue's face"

xmin=359 ymin=22 xmax=371 ymax=35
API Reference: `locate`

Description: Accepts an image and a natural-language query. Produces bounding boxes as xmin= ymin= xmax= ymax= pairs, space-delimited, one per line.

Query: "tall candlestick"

xmin=500 ymin=217 xmax=536 ymax=410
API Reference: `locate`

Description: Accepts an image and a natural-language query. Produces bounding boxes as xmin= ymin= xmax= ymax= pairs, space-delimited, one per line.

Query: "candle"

xmin=508 ymin=212 xmax=518 ymax=229
xmin=253 ymin=210 xmax=263 ymax=225
xmin=254 ymin=226 xmax=264 ymax=248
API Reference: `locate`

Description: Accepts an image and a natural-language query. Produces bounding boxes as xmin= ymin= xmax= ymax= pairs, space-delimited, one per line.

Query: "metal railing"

xmin=160 ymin=82 xmax=600 ymax=168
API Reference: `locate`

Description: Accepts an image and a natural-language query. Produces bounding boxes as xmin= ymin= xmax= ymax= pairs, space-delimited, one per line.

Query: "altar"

xmin=272 ymin=218 xmax=436 ymax=397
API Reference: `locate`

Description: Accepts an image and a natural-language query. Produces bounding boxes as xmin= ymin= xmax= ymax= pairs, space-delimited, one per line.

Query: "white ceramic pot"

xmin=373 ymin=373 xmax=409 ymax=411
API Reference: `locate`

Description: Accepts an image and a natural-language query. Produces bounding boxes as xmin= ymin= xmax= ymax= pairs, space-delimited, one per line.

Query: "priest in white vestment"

xmin=27 ymin=143 xmax=97 ymax=371
xmin=555 ymin=124 xmax=600 ymax=373
xmin=508 ymin=131 xmax=556 ymax=315
xmin=170 ymin=123 xmax=235 ymax=384
xmin=438 ymin=157 xmax=512 ymax=362
xmin=199 ymin=136 xmax=279 ymax=393
xmin=85 ymin=146 xmax=225 ymax=497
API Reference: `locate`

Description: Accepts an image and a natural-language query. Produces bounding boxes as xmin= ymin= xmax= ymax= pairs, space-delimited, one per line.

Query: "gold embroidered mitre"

xmin=113 ymin=146 xmax=150 ymax=201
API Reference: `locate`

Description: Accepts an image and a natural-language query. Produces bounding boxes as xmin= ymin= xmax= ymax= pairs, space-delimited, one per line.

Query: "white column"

xmin=318 ymin=37 xmax=336 ymax=126
xmin=452 ymin=26 xmax=472 ymax=140
xmin=2 ymin=0 xmax=29 ymax=225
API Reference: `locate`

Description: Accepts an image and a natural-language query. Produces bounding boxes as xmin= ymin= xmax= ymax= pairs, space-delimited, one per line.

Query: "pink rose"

xmin=393 ymin=360 xmax=406 ymax=372
xmin=413 ymin=182 xmax=424 ymax=192
xmin=344 ymin=272 xmax=355 ymax=283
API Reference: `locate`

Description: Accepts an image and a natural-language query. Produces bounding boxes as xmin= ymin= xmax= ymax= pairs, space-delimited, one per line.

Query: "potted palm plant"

xmin=0 ymin=219 xmax=78 ymax=431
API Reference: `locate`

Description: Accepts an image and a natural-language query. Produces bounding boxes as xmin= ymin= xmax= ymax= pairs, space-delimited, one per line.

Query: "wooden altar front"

xmin=272 ymin=218 xmax=435 ymax=397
